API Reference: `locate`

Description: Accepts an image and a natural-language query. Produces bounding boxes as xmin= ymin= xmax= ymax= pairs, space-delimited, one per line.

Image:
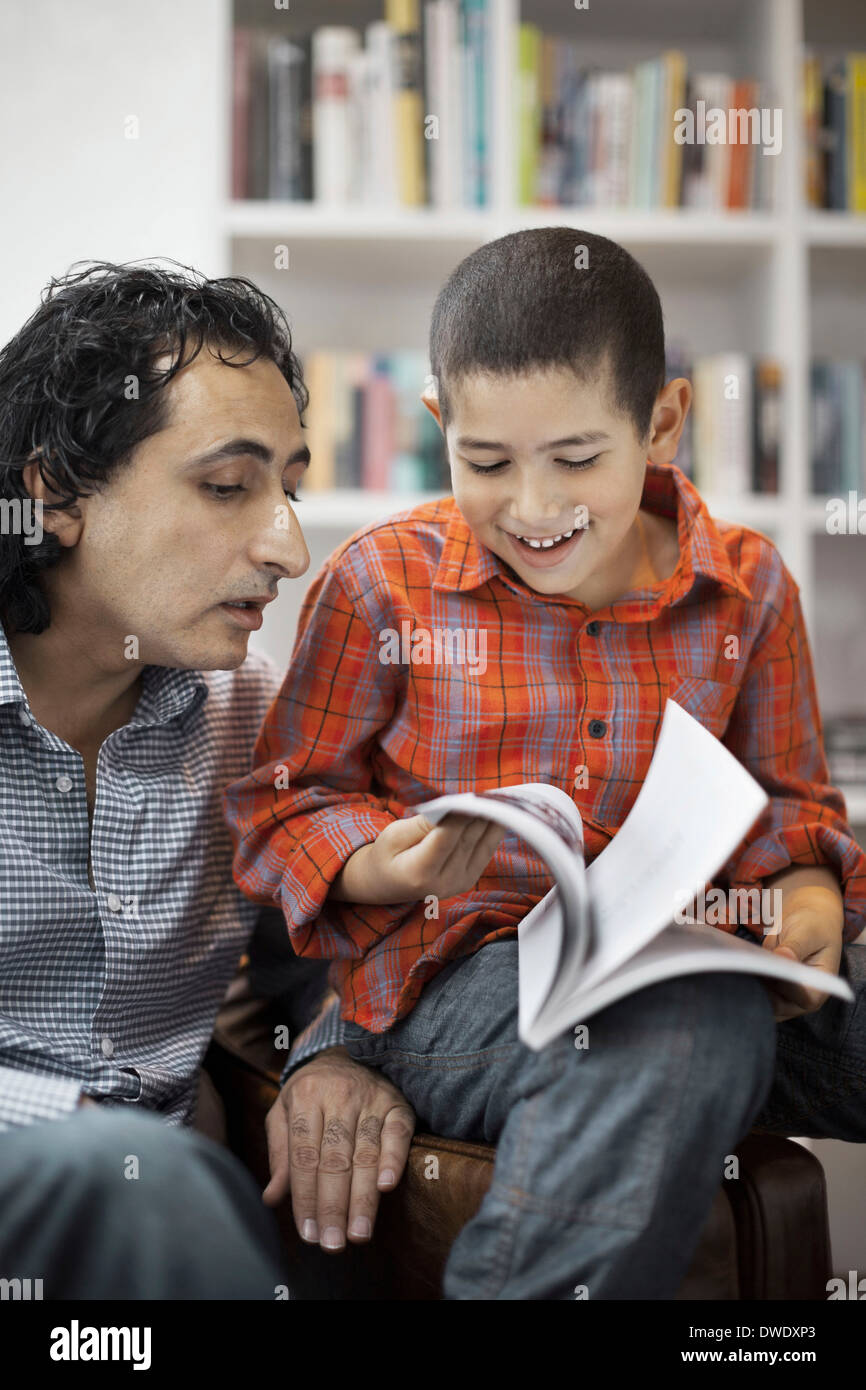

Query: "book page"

xmin=414 ymin=782 xmax=592 ymax=985
xmin=562 ymin=698 xmax=770 ymax=996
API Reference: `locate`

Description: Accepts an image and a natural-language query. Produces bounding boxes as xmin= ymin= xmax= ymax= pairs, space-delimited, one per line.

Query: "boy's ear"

xmin=420 ymin=376 xmax=443 ymax=431
xmin=645 ymin=378 xmax=692 ymax=466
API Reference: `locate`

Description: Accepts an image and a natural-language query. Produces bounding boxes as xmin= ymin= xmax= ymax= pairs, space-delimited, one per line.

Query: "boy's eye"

xmin=466 ymin=455 xmax=600 ymax=475
xmin=557 ymin=455 xmax=599 ymax=470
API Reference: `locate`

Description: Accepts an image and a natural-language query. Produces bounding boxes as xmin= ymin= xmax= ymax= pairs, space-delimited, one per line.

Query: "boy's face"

xmin=429 ymin=362 xmax=659 ymax=610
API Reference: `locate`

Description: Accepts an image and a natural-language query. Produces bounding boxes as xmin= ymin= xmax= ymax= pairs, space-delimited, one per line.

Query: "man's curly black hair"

xmin=0 ymin=259 xmax=309 ymax=636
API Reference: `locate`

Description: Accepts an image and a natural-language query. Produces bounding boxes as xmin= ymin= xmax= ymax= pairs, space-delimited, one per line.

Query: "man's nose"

xmin=247 ymin=500 xmax=310 ymax=580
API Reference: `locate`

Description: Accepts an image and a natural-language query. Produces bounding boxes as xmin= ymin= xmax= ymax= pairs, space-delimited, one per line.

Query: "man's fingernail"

xmin=321 ymin=1226 xmax=344 ymax=1250
xmin=302 ymin=1219 xmax=319 ymax=1243
xmin=379 ymin=1169 xmax=396 ymax=1187
xmin=349 ymin=1216 xmax=371 ymax=1239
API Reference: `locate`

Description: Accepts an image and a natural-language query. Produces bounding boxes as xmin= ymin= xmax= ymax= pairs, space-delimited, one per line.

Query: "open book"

xmin=416 ymin=699 xmax=854 ymax=1050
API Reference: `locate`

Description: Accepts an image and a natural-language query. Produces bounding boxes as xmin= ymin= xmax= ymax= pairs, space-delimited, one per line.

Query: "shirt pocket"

xmin=667 ymin=672 xmax=740 ymax=742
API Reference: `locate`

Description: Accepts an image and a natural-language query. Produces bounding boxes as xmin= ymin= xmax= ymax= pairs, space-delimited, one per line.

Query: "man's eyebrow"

xmin=184 ymin=438 xmax=311 ymax=470
xmin=455 ymin=431 xmax=611 ymax=451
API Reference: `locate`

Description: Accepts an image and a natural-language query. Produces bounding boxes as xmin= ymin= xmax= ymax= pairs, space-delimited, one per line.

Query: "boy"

xmin=226 ymin=229 xmax=866 ymax=1300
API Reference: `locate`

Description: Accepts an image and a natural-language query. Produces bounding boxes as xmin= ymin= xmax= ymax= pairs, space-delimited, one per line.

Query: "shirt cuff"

xmin=279 ymin=996 xmax=346 ymax=1086
xmin=0 ymin=1064 xmax=82 ymax=1131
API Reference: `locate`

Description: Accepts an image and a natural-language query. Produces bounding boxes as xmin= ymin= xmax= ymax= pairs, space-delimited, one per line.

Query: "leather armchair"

xmin=199 ymin=971 xmax=834 ymax=1300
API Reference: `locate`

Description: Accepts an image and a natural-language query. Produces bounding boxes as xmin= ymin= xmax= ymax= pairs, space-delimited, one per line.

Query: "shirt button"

xmin=18 ymin=708 xmax=32 ymax=726
xmin=107 ymin=893 xmax=123 ymax=912
xmin=101 ymin=1036 xmax=115 ymax=1057
xmin=588 ymin=719 xmax=607 ymax=738
xmin=585 ymin=621 xmax=601 ymax=636
xmin=55 ymin=774 xmax=73 ymax=793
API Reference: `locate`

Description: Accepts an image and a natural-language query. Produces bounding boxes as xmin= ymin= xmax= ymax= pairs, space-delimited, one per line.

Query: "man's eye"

xmin=467 ymin=460 xmax=509 ymax=474
xmin=558 ymin=456 xmax=599 ymax=470
xmin=204 ymin=483 xmax=245 ymax=500
xmin=284 ymin=488 xmax=301 ymax=503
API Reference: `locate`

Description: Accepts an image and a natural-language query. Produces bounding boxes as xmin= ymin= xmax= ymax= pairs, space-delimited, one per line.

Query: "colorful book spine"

xmin=312 ymin=27 xmax=359 ymax=203
xmin=516 ymin=23 xmax=541 ymax=205
xmin=386 ymin=0 xmax=426 ymax=206
xmin=848 ymin=54 xmax=866 ymax=213
xmin=461 ymin=0 xmax=489 ymax=207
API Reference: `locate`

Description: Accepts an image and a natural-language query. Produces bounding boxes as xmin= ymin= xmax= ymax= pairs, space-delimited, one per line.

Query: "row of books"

xmin=517 ymin=42 xmax=775 ymax=210
xmin=665 ymin=348 xmax=782 ymax=496
xmin=811 ymin=361 xmax=866 ymax=495
xmin=299 ymin=346 xmax=785 ymax=498
xmin=232 ymin=1 xmax=489 ymax=205
xmin=803 ymin=53 xmax=866 ymax=212
xmin=301 ymin=351 xmax=448 ymax=493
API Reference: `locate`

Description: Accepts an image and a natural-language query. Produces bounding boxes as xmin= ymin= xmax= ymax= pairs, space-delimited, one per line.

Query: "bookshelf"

xmin=225 ymin=2 xmax=865 ymax=791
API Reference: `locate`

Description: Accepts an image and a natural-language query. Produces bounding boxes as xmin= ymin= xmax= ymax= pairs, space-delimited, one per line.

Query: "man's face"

xmin=55 ymin=347 xmax=310 ymax=670
xmin=439 ymin=363 xmax=650 ymax=610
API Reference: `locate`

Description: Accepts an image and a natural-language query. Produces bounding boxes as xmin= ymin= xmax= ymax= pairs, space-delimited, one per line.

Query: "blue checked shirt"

xmin=0 ymin=620 xmax=343 ymax=1131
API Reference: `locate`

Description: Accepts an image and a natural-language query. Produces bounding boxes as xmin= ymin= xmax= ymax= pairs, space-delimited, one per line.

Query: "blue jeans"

xmin=343 ymin=937 xmax=866 ymax=1300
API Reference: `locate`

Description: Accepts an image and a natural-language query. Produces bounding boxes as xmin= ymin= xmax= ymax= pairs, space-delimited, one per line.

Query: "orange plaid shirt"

xmin=225 ymin=462 xmax=866 ymax=1032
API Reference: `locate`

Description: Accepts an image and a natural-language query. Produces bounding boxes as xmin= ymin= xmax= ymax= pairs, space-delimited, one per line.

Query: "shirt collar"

xmin=433 ymin=461 xmax=753 ymax=608
xmin=0 ymin=618 xmax=209 ymax=729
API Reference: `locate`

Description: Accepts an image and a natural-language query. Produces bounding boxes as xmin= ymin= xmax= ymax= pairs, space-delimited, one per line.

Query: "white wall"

xmin=0 ymin=0 xmax=228 ymax=347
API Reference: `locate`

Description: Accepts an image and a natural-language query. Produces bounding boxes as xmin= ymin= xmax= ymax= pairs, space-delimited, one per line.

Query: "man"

xmin=0 ymin=260 xmax=414 ymax=1297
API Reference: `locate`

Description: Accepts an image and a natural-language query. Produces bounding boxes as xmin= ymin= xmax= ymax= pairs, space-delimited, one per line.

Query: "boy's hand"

xmin=760 ymin=884 xmax=844 ymax=1022
xmin=329 ymin=812 xmax=506 ymax=905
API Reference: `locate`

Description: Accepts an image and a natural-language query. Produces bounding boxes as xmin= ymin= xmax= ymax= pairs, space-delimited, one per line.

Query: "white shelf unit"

xmin=225 ymin=1 xmax=864 ymax=725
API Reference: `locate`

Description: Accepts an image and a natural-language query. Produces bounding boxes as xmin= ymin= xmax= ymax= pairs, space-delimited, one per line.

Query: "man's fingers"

xmin=345 ymin=1112 xmax=385 ymax=1243
xmin=262 ymin=1101 xmax=291 ymax=1207
xmin=286 ymin=1103 xmax=325 ymax=1243
xmin=377 ymin=1102 xmax=416 ymax=1190
xmin=315 ymin=1114 xmax=356 ymax=1252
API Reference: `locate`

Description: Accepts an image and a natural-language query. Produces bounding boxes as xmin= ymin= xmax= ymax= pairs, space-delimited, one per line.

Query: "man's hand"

xmin=78 ymin=1094 xmax=99 ymax=1108
xmin=760 ymin=872 xmax=845 ymax=1022
xmin=329 ymin=812 xmax=505 ymax=905
xmin=263 ymin=1046 xmax=415 ymax=1252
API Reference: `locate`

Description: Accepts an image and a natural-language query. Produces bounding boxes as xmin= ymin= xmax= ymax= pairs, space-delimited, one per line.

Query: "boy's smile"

xmin=425 ymin=363 xmax=689 ymax=612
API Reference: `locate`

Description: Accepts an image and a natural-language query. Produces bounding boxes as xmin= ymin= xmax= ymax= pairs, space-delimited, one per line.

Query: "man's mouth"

xmin=219 ymin=597 xmax=271 ymax=630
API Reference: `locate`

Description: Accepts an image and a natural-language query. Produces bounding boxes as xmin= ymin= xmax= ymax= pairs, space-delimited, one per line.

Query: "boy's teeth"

xmin=517 ymin=526 xmax=576 ymax=550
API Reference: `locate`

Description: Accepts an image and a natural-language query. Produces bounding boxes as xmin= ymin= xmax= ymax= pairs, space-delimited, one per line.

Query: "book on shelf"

xmin=301 ymin=350 xmax=449 ymax=494
xmin=231 ymin=3 xmax=490 ymax=206
xmin=515 ymin=39 xmax=773 ymax=211
xmin=803 ymin=51 xmax=866 ymax=212
xmin=810 ymin=360 xmax=865 ymax=495
xmin=666 ymin=347 xmax=782 ymax=495
xmin=416 ymin=700 xmax=853 ymax=1051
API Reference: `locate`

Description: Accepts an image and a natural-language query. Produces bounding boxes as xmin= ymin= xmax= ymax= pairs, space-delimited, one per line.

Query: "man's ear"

xmin=20 ymin=453 xmax=85 ymax=548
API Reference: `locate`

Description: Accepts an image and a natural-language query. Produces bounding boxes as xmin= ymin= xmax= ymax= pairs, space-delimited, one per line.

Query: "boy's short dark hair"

xmin=429 ymin=227 xmax=665 ymax=444
xmin=0 ymin=260 xmax=308 ymax=636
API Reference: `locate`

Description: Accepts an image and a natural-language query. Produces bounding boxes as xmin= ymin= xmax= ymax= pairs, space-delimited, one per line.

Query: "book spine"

xmin=752 ymin=359 xmax=782 ymax=494
xmin=848 ymin=53 xmax=866 ymax=213
xmin=516 ymin=23 xmax=540 ymax=205
xmin=803 ymin=53 xmax=825 ymax=208
xmin=312 ymin=27 xmax=359 ymax=203
xmin=825 ymin=63 xmax=847 ymax=211
xmin=386 ymin=0 xmax=426 ymax=205
xmin=231 ymin=30 xmax=251 ymax=200
xmin=663 ymin=50 xmax=687 ymax=208
xmin=462 ymin=0 xmax=489 ymax=207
